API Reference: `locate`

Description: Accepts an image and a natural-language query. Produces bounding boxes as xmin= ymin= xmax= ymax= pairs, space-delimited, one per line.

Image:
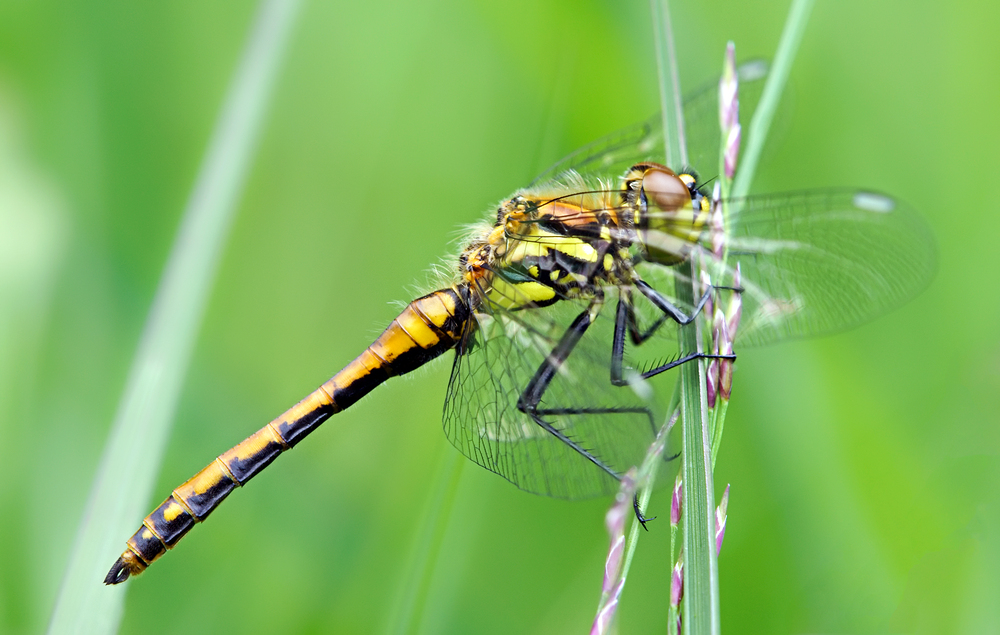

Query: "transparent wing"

xmin=528 ymin=117 xmax=657 ymax=188
xmin=683 ymin=59 xmax=769 ymax=177
xmin=728 ymin=189 xmax=935 ymax=346
xmin=640 ymin=189 xmax=936 ymax=347
xmin=442 ymin=288 xmax=681 ymax=500
xmin=529 ymin=60 xmax=769 ymax=187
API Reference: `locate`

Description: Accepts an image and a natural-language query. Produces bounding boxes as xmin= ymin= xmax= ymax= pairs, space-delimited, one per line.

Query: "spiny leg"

xmin=621 ymin=286 xmax=669 ymax=346
xmin=633 ymin=277 xmax=715 ymax=324
xmin=610 ymin=281 xmax=736 ymax=525
xmin=611 ymin=282 xmax=736 ymax=445
xmin=633 ymin=493 xmax=656 ymax=531
xmin=611 ymin=281 xmax=736 ymax=386
xmin=515 ymin=293 xmax=656 ymax=487
xmin=515 ymin=283 xmax=735 ymax=524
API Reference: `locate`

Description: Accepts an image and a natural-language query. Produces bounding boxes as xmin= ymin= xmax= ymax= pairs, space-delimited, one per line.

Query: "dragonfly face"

xmin=105 ymin=69 xmax=934 ymax=584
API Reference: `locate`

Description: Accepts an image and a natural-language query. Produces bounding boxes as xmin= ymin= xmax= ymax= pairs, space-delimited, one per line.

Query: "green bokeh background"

xmin=2 ymin=1 xmax=998 ymax=633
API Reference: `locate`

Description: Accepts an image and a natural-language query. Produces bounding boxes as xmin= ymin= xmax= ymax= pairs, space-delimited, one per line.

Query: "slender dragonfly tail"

xmin=105 ymin=287 xmax=470 ymax=585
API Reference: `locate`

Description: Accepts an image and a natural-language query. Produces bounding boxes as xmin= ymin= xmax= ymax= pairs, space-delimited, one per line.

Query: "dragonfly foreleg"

xmin=611 ymin=283 xmax=735 ymax=385
xmin=633 ymin=277 xmax=711 ymax=326
xmin=611 ymin=276 xmax=715 ymax=351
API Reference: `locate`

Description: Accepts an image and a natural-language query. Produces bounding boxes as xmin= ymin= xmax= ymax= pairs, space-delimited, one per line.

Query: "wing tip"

xmin=852 ymin=191 xmax=896 ymax=214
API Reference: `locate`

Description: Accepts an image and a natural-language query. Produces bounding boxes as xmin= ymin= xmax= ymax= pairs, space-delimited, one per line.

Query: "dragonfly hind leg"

xmin=515 ymin=294 xmax=655 ymax=485
xmin=514 ymin=284 xmax=734 ymax=506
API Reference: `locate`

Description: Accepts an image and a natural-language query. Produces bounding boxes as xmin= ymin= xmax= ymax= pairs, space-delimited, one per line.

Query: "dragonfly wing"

xmin=713 ymin=189 xmax=935 ymax=346
xmin=442 ymin=292 xmax=679 ymax=500
xmin=527 ymin=117 xmax=658 ymax=188
xmin=529 ymin=60 xmax=769 ymax=188
xmin=681 ymin=59 xmax=769 ymax=178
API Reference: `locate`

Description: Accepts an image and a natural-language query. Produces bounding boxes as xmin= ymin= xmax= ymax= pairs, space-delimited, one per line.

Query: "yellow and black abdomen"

xmin=105 ymin=286 xmax=470 ymax=584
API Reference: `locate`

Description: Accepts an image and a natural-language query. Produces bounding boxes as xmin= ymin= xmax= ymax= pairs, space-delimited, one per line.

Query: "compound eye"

xmin=677 ymin=170 xmax=700 ymax=191
xmin=640 ymin=166 xmax=689 ymax=211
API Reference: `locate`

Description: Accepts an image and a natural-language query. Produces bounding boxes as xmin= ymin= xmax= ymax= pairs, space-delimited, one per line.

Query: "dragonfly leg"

xmin=621 ymin=286 xmax=669 ymax=346
xmin=626 ymin=279 xmax=742 ymax=344
xmin=611 ymin=285 xmax=736 ymax=386
xmin=617 ymin=276 xmax=721 ymax=348
xmin=633 ymin=277 xmax=712 ymax=326
xmin=633 ymin=493 xmax=656 ymax=531
xmin=516 ymin=293 xmax=655 ymax=483
xmin=609 ymin=291 xmax=726 ymax=528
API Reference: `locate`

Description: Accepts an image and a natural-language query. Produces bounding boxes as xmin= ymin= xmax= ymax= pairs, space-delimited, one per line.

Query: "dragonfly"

xmin=104 ymin=64 xmax=934 ymax=584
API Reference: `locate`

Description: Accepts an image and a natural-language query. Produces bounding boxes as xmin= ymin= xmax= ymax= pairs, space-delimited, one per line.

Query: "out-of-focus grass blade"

xmin=384 ymin=448 xmax=465 ymax=635
xmin=47 ymin=1 xmax=301 ymax=632
xmin=732 ymin=0 xmax=814 ymax=200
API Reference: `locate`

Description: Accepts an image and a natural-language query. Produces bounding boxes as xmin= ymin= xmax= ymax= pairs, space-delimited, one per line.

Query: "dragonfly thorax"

xmin=458 ymin=163 xmax=710 ymax=312
xmin=468 ymin=188 xmax=636 ymax=310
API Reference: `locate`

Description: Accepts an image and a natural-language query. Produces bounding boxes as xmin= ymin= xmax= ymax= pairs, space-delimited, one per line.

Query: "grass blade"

xmin=651 ymin=1 xmax=720 ymax=633
xmin=650 ymin=0 xmax=687 ymax=167
xmin=46 ymin=1 xmax=301 ymax=632
xmin=731 ymin=0 xmax=815 ymax=200
xmin=384 ymin=448 xmax=465 ymax=635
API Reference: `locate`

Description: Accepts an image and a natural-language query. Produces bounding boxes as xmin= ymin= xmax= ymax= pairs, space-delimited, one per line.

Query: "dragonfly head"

xmin=621 ymin=163 xmax=709 ymax=265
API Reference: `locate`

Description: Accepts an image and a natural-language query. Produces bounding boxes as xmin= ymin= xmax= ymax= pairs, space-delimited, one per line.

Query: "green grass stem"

xmin=651 ymin=1 xmax=721 ymax=633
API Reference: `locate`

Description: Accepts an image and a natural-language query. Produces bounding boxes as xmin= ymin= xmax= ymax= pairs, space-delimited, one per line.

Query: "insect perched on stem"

xmin=105 ymin=69 xmax=934 ymax=585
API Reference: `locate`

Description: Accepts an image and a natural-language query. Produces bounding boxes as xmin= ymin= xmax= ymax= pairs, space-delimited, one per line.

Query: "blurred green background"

xmin=2 ymin=0 xmax=998 ymax=633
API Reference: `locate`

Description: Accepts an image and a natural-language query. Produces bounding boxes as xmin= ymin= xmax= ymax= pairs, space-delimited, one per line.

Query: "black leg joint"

xmin=633 ymin=493 xmax=656 ymax=531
